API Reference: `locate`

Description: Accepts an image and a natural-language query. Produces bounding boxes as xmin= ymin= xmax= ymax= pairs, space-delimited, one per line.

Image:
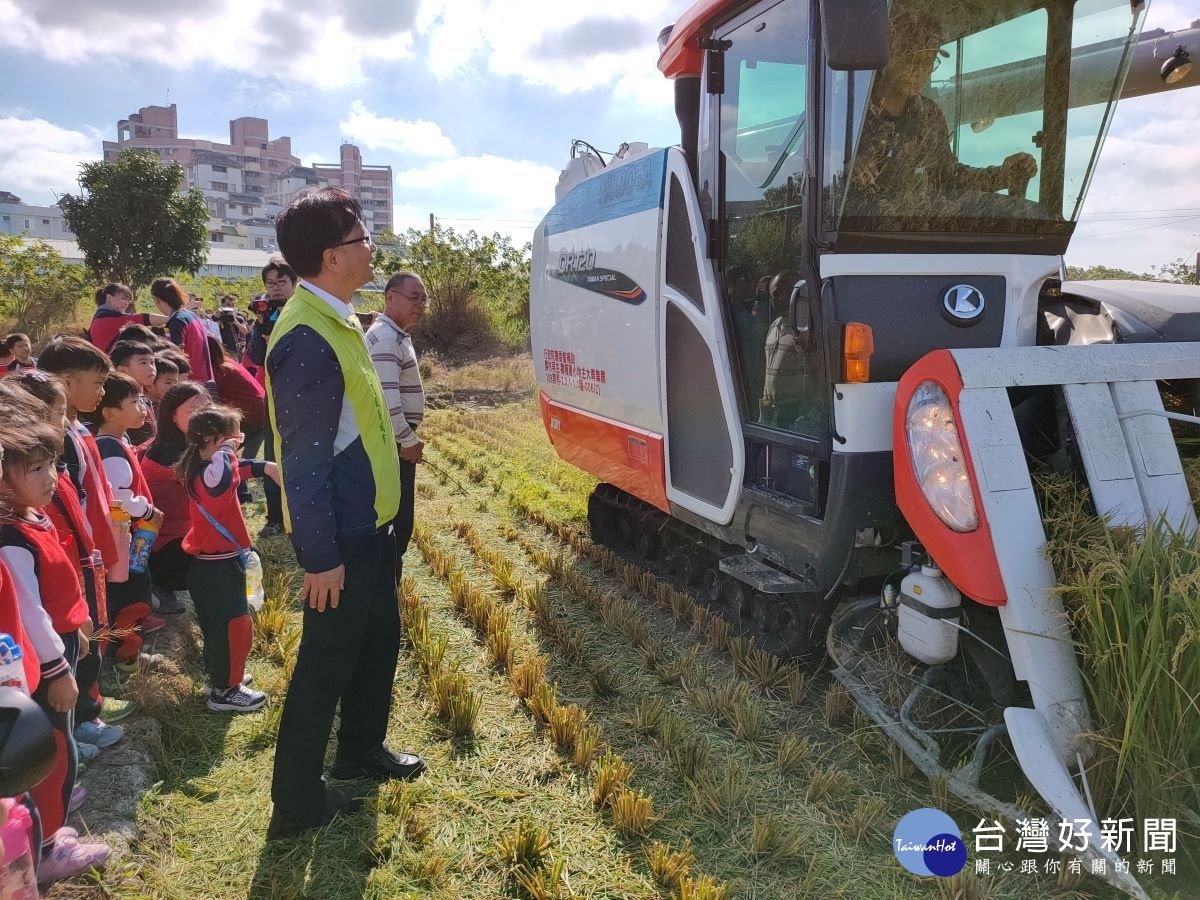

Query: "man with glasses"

xmin=265 ymin=188 xmax=426 ymax=841
xmin=849 ymin=11 xmax=1037 ymax=215
xmin=246 ymin=259 xmax=296 ymax=537
xmin=367 ymin=271 xmax=427 ymax=562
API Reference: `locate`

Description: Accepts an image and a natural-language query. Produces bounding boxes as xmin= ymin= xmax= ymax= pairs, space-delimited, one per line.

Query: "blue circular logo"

xmin=893 ymin=808 xmax=967 ymax=877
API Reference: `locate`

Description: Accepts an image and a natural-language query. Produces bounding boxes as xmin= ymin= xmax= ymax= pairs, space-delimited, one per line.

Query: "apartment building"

xmin=104 ymin=104 xmax=394 ymax=234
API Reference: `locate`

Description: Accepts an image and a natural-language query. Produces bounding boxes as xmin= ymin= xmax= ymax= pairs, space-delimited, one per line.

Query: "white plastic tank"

xmin=897 ymin=563 xmax=961 ymax=665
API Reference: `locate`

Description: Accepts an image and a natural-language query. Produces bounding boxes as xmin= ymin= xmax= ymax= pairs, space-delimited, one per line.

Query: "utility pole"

xmin=1194 ymin=250 xmax=1198 ymax=285
xmin=429 ymin=213 xmax=436 ymax=241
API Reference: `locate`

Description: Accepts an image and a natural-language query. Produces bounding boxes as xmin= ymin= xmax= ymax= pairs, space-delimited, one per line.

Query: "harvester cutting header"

xmin=529 ymin=0 xmax=1198 ymax=895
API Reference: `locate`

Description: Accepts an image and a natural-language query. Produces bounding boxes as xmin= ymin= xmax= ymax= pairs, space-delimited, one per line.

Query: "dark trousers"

xmin=262 ymin=429 xmax=282 ymax=526
xmin=238 ymin=426 xmax=265 ymax=503
xmin=392 ymin=460 xmax=416 ymax=562
xmin=188 ymin=555 xmax=253 ymax=689
xmin=32 ymin=632 xmax=78 ymax=843
xmin=107 ymin=571 xmax=151 ymax=662
xmin=270 ymin=528 xmax=398 ymax=819
xmin=149 ymin=538 xmax=191 ymax=592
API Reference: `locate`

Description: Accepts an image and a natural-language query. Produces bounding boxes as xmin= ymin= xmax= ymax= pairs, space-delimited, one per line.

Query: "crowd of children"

xmin=0 ymin=289 xmax=280 ymax=887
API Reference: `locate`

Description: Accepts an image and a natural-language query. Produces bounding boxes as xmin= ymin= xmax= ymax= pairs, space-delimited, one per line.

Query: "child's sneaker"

xmin=115 ymin=652 xmax=167 ymax=675
xmin=76 ymin=742 xmax=99 ymax=764
xmin=36 ymin=831 xmax=110 ymax=885
xmin=141 ymin=613 xmax=168 ymax=633
xmin=207 ymin=684 xmax=267 ymax=713
xmin=151 ymin=586 xmax=187 ymax=615
xmin=68 ymin=784 xmax=87 ymax=814
xmin=74 ymin=718 xmax=124 ymax=748
xmin=100 ymin=696 xmax=137 ymax=722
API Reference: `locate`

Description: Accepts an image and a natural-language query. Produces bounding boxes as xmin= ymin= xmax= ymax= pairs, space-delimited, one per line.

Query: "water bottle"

xmin=0 ymin=798 xmax=39 ymax=899
xmin=128 ymin=518 xmax=160 ymax=575
xmin=109 ymin=506 xmax=131 ymax=583
xmin=245 ymin=550 xmax=264 ymax=612
xmin=0 ymin=636 xmax=28 ymax=696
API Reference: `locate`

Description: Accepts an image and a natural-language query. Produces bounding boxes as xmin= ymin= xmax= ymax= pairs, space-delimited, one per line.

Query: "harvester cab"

xmin=530 ymin=0 xmax=1198 ymax=895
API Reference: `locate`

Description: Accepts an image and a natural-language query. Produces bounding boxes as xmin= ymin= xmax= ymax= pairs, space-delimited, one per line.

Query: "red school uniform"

xmin=64 ymin=424 xmax=120 ymax=571
xmin=0 ymin=560 xmax=40 ymax=695
xmin=182 ymin=446 xmax=260 ymax=556
xmin=45 ymin=467 xmax=107 ymax=628
xmin=0 ymin=517 xmax=89 ymax=638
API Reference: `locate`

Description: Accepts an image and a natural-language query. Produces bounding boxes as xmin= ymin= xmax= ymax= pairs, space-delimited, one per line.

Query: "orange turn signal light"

xmin=844 ymin=323 xmax=874 ymax=383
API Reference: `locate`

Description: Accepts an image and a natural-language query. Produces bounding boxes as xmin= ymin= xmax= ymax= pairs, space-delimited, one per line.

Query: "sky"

xmin=0 ymin=0 xmax=1196 ymax=274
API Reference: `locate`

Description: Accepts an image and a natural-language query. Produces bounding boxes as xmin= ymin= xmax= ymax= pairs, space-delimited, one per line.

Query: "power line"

xmin=1075 ymin=215 xmax=1200 ymax=239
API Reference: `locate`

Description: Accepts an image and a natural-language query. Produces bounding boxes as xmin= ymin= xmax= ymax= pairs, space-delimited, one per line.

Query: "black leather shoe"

xmin=266 ymin=786 xmax=361 ymax=840
xmin=330 ymin=745 xmax=427 ymax=782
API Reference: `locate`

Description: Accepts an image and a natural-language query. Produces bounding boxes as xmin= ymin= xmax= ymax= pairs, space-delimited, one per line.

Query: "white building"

xmin=0 ymin=194 xmax=76 ymax=241
xmin=23 ymin=238 xmax=274 ymax=280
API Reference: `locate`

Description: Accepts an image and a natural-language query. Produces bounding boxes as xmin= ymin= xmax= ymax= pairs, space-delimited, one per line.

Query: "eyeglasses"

xmin=333 ymin=234 xmax=374 ymax=249
xmin=393 ymin=291 xmax=428 ymax=304
xmin=900 ymin=47 xmax=947 ymax=72
xmin=264 ymin=278 xmax=292 ymax=288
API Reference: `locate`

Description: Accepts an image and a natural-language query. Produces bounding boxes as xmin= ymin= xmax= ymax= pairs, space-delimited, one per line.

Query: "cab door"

xmin=659 ymin=151 xmax=745 ymax=525
xmin=703 ymin=0 xmax=831 ymax=512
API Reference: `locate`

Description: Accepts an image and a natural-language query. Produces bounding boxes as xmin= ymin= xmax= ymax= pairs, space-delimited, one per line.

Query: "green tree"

xmin=1064 ymin=263 xmax=1151 ymax=281
xmin=375 ymin=223 xmax=531 ymax=356
xmin=0 ymin=235 xmax=91 ymax=337
xmin=60 ymin=150 xmax=209 ymax=290
xmin=1150 ymin=256 xmax=1197 ymax=285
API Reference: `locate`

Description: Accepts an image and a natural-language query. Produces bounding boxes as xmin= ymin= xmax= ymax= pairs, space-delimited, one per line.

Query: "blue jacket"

xmin=265 ymin=292 xmax=399 ymax=573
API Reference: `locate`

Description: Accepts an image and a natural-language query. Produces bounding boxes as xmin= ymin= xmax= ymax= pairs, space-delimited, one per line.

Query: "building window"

xmin=213 ymin=165 xmax=227 ymax=173
xmin=210 ymin=232 xmax=224 ymax=242
xmin=243 ymin=205 xmax=252 ymax=215
xmin=254 ymin=237 xmax=264 ymax=249
xmin=42 ymin=218 xmax=50 ymax=225
xmin=24 ymin=219 xmax=30 ymax=229
xmin=211 ymin=182 xmax=228 ymax=191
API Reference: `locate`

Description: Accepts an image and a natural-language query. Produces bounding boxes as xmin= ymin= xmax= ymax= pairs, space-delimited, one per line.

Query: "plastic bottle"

xmin=897 ymin=563 xmax=962 ymax=665
xmin=0 ymin=636 xmax=28 ymax=696
xmin=245 ymin=550 xmax=264 ymax=612
xmin=128 ymin=518 xmax=160 ymax=575
xmin=0 ymin=798 xmax=40 ymax=899
xmin=109 ymin=506 xmax=131 ymax=583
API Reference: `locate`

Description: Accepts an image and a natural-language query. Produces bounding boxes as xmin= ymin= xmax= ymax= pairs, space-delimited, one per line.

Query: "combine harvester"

xmin=530 ymin=0 xmax=1199 ymax=895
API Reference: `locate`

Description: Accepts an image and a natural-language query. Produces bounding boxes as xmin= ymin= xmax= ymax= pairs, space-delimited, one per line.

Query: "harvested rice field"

xmin=55 ymin=361 xmax=1191 ymax=900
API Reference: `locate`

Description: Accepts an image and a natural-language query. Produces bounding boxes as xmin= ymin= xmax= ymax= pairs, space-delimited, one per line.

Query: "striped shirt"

xmin=366 ymin=313 xmax=424 ymax=448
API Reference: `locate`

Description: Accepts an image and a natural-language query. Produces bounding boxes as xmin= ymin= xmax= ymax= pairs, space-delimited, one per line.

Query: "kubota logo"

xmin=942 ymin=284 xmax=986 ymax=322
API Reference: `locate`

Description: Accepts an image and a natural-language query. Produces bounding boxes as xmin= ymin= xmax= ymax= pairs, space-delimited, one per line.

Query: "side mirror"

xmin=820 ymin=0 xmax=890 ymax=71
xmin=789 ymin=280 xmax=814 ymax=351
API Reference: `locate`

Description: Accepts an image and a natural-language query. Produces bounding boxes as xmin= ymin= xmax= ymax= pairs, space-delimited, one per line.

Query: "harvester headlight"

xmin=906 ymin=381 xmax=978 ymax=532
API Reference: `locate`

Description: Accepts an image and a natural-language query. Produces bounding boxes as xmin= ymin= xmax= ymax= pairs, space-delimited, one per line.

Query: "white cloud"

xmin=1070 ymin=90 xmax=1200 ymax=273
xmin=391 ymin=154 xmax=560 ymax=244
xmin=0 ymin=0 xmax=418 ymax=90
xmin=417 ymin=0 xmax=678 ymax=95
xmin=339 ymin=101 xmax=456 ymax=158
xmin=0 ymin=116 xmax=98 ymax=200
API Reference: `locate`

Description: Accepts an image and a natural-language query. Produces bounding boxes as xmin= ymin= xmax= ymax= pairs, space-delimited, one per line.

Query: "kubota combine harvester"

xmin=530 ymin=0 xmax=1198 ymax=895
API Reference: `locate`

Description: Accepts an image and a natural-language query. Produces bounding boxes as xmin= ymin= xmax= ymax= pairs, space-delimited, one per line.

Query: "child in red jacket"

xmin=87 ymin=372 xmax=165 ymax=670
xmin=0 ymin=400 xmax=110 ymax=884
xmin=178 ymin=406 xmax=275 ymax=713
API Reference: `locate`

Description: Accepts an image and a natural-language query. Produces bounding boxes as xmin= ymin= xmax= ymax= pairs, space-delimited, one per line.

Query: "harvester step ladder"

xmin=719 ymin=553 xmax=807 ymax=593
